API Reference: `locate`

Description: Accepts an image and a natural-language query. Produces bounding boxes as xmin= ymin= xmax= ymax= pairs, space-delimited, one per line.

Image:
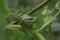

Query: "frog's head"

xmin=20 ymin=14 xmax=37 ymax=23
xmin=18 ymin=13 xmax=37 ymax=27
xmin=19 ymin=14 xmax=37 ymax=29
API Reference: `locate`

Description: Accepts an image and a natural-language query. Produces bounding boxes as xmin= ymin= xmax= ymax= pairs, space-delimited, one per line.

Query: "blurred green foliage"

xmin=0 ymin=0 xmax=60 ymax=40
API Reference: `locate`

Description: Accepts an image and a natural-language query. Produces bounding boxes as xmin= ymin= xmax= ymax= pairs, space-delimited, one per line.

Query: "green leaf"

xmin=6 ymin=25 xmax=21 ymax=30
xmin=0 ymin=0 xmax=10 ymax=40
xmin=55 ymin=1 xmax=60 ymax=9
xmin=0 ymin=0 xmax=10 ymax=18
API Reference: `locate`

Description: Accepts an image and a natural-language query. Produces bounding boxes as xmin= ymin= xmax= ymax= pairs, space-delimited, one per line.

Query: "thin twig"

xmin=27 ymin=0 xmax=49 ymax=15
xmin=10 ymin=0 xmax=49 ymax=24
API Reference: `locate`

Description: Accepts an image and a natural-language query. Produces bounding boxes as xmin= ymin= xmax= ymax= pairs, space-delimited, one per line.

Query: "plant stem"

xmin=27 ymin=0 xmax=49 ymax=15
xmin=36 ymin=10 xmax=60 ymax=32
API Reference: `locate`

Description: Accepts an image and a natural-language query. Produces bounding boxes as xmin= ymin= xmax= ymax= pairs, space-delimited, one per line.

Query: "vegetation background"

xmin=0 ymin=0 xmax=60 ymax=40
